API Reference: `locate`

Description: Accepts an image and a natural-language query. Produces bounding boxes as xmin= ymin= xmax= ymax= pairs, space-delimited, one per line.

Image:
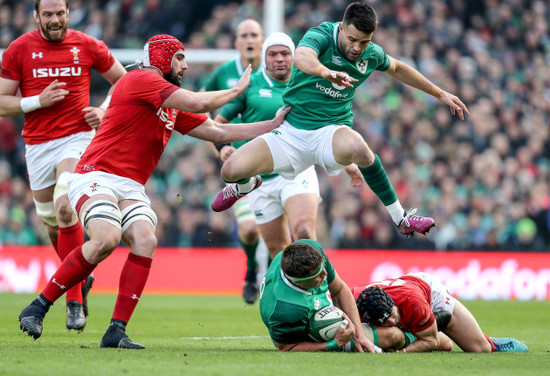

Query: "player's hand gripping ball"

xmin=307 ymin=305 xmax=345 ymax=342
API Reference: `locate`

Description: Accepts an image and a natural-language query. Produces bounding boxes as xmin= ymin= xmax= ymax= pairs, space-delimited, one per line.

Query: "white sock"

xmin=236 ymin=176 xmax=257 ymax=194
xmin=386 ymin=200 xmax=405 ymax=226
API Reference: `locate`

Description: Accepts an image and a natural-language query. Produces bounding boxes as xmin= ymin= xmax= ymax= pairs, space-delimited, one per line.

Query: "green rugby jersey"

xmin=219 ymin=68 xmax=287 ymax=180
xmin=283 ymin=22 xmax=390 ymax=130
xmin=259 ymin=239 xmax=337 ymax=345
xmin=202 ymin=57 xmax=260 ymax=123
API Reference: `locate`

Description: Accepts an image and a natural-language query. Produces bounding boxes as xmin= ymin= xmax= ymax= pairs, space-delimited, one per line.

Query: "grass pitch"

xmin=1 ymin=293 xmax=548 ymax=376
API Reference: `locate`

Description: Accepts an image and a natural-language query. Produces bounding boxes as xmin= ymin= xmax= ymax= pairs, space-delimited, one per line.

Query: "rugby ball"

xmin=307 ymin=305 xmax=345 ymax=342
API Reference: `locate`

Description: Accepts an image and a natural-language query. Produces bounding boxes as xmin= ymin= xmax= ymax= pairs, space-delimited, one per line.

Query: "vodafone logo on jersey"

xmin=32 ymin=67 xmax=82 ymax=78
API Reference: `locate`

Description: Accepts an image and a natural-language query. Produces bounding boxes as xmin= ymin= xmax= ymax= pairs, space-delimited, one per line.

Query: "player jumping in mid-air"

xmin=212 ymin=2 xmax=469 ymax=238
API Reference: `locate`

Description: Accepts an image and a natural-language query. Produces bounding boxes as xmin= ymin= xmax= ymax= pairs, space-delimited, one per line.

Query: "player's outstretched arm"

xmin=0 ymin=78 xmax=68 ymax=116
xmin=294 ymin=46 xmax=357 ymax=89
xmin=162 ymin=65 xmax=252 ymax=113
xmin=384 ymin=56 xmax=470 ymax=120
xmin=187 ymin=106 xmax=290 ymax=144
xmin=329 ymin=272 xmax=376 ymax=353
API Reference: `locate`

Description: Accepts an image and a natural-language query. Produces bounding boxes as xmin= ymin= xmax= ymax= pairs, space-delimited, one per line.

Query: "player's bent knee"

xmin=121 ymin=202 xmax=158 ymax=234
xmin=56 ymin=201 xmax=77 ymax=225
xmin=220 ymin=159 xmax=242 ymax=182
xmin=292 ymin=223 xmax=315 ymax=240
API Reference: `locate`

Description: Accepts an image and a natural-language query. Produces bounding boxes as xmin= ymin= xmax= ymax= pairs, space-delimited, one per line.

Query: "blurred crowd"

xmin=0 ymin=0 xmax=549 ymax=251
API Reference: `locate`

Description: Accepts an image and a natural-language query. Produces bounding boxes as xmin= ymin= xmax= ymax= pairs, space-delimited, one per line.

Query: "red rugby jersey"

xmin=352 ymin=275 xmax=435 ymax=334
xmin=75 ymin=69 xmax=207 ymax=184
xmin=0 ymin=29 xmax=115 ymax=144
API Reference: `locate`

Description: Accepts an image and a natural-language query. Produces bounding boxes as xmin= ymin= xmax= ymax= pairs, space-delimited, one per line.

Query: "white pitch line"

xmin=181 ymin=335 xmax=270 ymax=340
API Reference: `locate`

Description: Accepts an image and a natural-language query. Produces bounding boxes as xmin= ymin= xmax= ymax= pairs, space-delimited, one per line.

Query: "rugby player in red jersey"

xmin=353 ymin=273 xmax=528 ymax=352
xmin=17 ymin=34 xmax=289 ymax=349
xmin=0 ymin=0 xmax=126 ymax=331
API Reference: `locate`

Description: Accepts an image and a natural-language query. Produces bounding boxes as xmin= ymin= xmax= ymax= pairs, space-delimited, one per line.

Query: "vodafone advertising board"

xmin=1 ymin=246 xmax=549 ymax=300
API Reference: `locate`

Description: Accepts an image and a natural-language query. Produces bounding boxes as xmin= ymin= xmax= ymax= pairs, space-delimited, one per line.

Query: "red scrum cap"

xmin=142 ymin=34 xmax=185 ymax=74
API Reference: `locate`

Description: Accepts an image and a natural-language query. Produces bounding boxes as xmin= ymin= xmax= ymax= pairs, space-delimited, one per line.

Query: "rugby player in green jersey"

xmin=259 ymin=239 xmax=376 ymax=352
xmin=215 ymin=32 xmax=364 ymax=266
xmin=202 ymin=19 xmax=265 ymax=304
xmin=212 ymin=2 xmax=470 ymax=238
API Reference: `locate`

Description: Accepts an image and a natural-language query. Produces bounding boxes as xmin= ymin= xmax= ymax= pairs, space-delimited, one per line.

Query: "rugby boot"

xmin=66 ymin=301 xmax=86 ymax=332
xmin=19 ymin=296 xmax=51 ymax=340
xmin=100 ymin=320 xmax=145 ymax=350
xmin=491 ymin=337 xmax=529 ymax=352
xmin=81 ymin=274 xmax=95 ymax=317
xmin=397 ymin=208 xmax=435 ymax=237
xmin=242 ymin=268 xmax=259 ymax=305
xmin=211 ymin=176 xmax=262 ymax=212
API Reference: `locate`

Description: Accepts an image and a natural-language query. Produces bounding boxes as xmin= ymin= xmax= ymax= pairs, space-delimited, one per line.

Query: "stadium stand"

xmin=0 ymin=0 xmax=548 ymax=251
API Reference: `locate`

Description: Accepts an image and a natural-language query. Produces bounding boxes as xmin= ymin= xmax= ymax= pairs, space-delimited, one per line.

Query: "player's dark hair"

xmin=343 ymin=2 xmax=378 ymax=34
xmin=281 ymin=242 xmax=324 ymax=279
xmin=35 ymin=0 xmax=69 ymax=12
xmin=356 ymin=285 xmax=395 ymax=325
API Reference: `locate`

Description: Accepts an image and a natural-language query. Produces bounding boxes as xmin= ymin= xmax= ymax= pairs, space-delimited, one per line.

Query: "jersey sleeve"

xmin=122 ymin=71 xmax=179 ymax=108
xmin=402 ymin=296 xmax=435 ymax=334
xmin=174 ymin=111 xmax=208 ymax=135
xmin=0 ymin=42 xmax=22 ymax=81
xmin=267 ymin=300 xmax=311 ymax=344
xmin=297 ymin=23 xmax=332 ymax=56
xmin=89 ymin=36 xmax=116 ymax=73
xmin=295 ymin=239 xmax=336 ymax=284
xmin=218 ymin=90 xmax=247 ymax=121
xmin=370 ymin=43 xmax=391 ymax=71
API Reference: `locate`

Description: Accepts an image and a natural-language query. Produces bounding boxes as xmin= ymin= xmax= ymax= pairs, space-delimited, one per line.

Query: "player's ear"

xmin=33 ymin=10 xmax=38 ymax=21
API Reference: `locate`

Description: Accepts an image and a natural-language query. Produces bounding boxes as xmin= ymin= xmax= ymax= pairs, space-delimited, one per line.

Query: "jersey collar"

xmin=235 ymin=56 xmax=244 ymax=75
xmin=280 ymin=270 xmax=312 ymax=295
xmin=261 ymin=68 xmax=274 ymax=88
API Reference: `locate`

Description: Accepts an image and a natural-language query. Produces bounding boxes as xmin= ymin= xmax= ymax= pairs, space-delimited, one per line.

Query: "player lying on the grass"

xmin=17 ymin=34 xmax=290 ymax=350
xmin=353 ymin=272 xmax=529 ymax=352
xmin=259 ymin=239 xmax=375 ymax=352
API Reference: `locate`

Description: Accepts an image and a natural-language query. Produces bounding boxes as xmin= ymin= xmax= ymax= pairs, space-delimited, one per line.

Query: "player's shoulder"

xmin=64 ymin=29 xmax=105 ymax=46
xmin=212 ymin=59 xmax=236 ymax=75
xmin=5 ymin=30 xmax=40 ymax=49
xmin=124 ymin=69 xmax=160 ymax=82
xmin=367 ymin=41 xmax=386 ymax=57
xmin=249 ymin=69 xmax=266 ymax=85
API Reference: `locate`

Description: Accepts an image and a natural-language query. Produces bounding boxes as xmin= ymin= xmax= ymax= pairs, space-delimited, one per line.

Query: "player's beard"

xmin=39 ymin=20 xmax=68 ymax=42
xmin=163 ymin=72 xmax=182 ymax=86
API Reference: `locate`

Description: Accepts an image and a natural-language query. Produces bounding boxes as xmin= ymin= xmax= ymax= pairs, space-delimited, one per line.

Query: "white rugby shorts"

xmin=259 ymin=120 xmax=347 ymax=180
xmin=407 ymin=272 xmax=457 ymax=315
xmin=67 ymin=171 xmax=150 ymax=215
xmin=248 ymin=166 xmax=320 ymax=224
xmin=25 ymin=130 xmax=94 ymax=191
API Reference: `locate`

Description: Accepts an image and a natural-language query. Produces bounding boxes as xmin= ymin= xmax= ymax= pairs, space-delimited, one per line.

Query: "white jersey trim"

xmin=280 ymin=270 xmax=312 ymax=295
xmin=261 ymin=68 xmax=274 ymax=88
xmin=235 ymin=57 xmax=244 ymax=75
